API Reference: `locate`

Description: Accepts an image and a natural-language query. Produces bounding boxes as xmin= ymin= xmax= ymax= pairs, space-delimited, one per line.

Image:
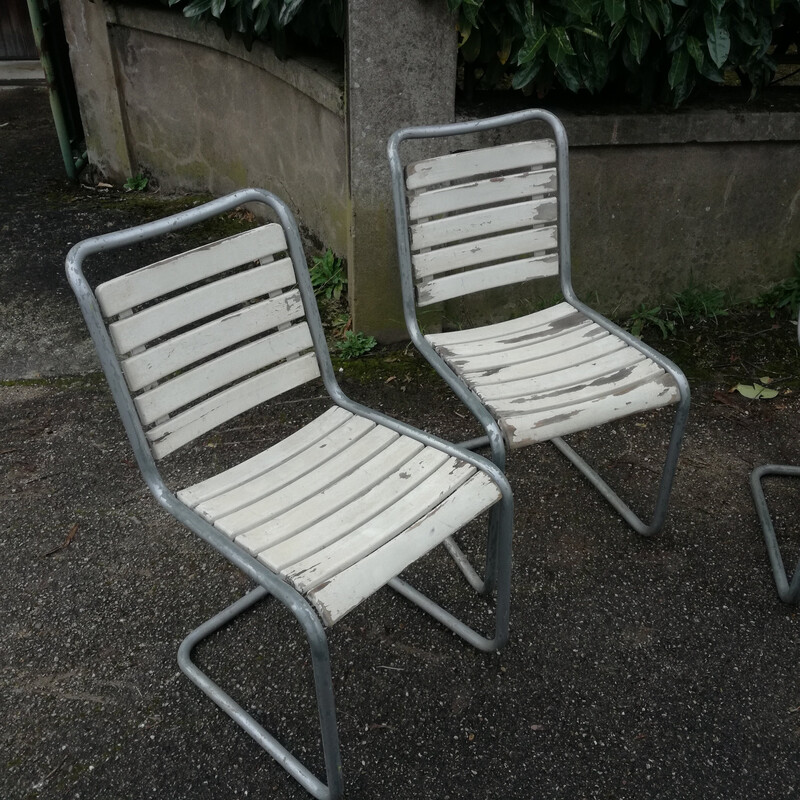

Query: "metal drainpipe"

xmin=25 ymin=0 xmax=87 ymax=180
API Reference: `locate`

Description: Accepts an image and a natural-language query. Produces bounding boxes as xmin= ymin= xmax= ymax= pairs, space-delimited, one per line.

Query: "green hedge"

xmin=449 ymin=0 xmax=800 ymax=106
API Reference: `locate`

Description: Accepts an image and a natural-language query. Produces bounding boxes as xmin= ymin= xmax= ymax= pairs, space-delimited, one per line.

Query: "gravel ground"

xmin=2 ymin=85 xmax=800 ymax=800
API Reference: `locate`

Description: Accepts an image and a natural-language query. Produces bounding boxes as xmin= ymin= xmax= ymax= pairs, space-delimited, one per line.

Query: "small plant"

xmin=752 ymin=254 xmax=800 ymax=318
xmin=310 ymin=248 xmax=347 ymax=301
xmin=628 ymin=304 xmax=675 ymax=339
xmin=671 ymin=285 xmax=729 ymax=324
xmin=334 ymin=331 xmax=377 ymax=359
xmin=123 ymin=173 xmax=149 ymax=192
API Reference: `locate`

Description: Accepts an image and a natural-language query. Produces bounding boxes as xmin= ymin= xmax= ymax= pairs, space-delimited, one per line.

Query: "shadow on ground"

xmin=2 ymin=86 xmax=799 ymax=800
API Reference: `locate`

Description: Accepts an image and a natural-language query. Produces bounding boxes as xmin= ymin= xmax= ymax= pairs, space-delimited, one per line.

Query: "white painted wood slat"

xmin=406 ymin=139 xmax=556 ymax=190
xmin=418 ymin=254 xmax=559 ymax=306
xmin=413 ymin=226 xmax=558 ymax=279
xmin=475 ymin=346 xmax=645 ymax=402
xmin=410 ymin=198 xmax=557 ymax=251
xmin=237 ymin=437 xmax=431 ymax=560
xmin=109 ymin=258 xmax=296 ymax=355
xmin=426 ymin=302 xmax=575 ymax=348
xmin=193 ymin=414 xmax=375 ymax=522
xmin=177 ymin=406 xmax=352 ymax=507
xmin=307 ymin=472 xmax=501 ymax=626
xmin=466 ymin=338 xmax=629 ymax=389
xmin=147 ymin=351 xmax=320 ymax=459
xmin=122 ymin=290 xmax=305 ymax=391
xmin=408 ymin=168 xmax=556 ymax=221
xmin=485 ymin=358 xmax=665 ymax=417
xmin=96 ymin=224 xmax=289 ymax=317
xmin=134 ymin=323 xmax=314 ymax=425
xmin=283 ymin=457 xmax=479 ymax=594
xmin=214 ymin=424 xmax=398 ymax=536
xmin=501 ymin=373 xmax=680 ymax=447
xmin=444 ymin=319 xmax=605 ymax=374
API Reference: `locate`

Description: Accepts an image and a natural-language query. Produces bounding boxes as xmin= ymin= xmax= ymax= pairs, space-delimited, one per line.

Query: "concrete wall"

xmin=60 ymin=0 xmax=800 ymax=339
xmin=61 ymin=1 xmax=348 ymax=254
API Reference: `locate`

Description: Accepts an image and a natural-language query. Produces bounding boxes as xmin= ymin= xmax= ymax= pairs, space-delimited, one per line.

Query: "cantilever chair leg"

xmin=178 ymin=586 xmax=344 ymax=800
xmin=750 ymin=464 xmax=800 ymax=604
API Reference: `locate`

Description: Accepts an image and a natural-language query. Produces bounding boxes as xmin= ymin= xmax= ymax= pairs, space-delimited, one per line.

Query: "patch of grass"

xmin=671 ymin=284 xmax=729 ymax=324
xmin=123 ymin=173 xmax=148 ymax=192
xmin=628 ymin=304 xmax=676 ymax=338
xmin=310 ymin=248 xmax=346 ymax=301
xmin=752 ymin=253 xmax=800 ymax=318
xmin=334 ymin=330 xmax=377 ymax=359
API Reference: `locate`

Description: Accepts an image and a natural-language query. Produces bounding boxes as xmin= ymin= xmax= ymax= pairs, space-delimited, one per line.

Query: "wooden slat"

xmin=177 ymin=406 xmax=352 ymax=507
xmin=109 ymin=258 xmax=296 ymax=355
xmin=214 ymin=423 xmax=397 ymax=536
xmin=412 ymin=226 xmax=558 ymax=280
xmin=96 ymin=224 xmax=289 ymax=317
xmin=236 ymin=437 xmax=431 ymax=559
xmin=122 ymin=290 xmax=305 ymax=391
xmin=464 ymin=335 xmax=628 ymax=388
xmin=440 ymin=317 xmax=602 ymax=374
xmin=408 ymin=168 xmax=556 ymax=221
xmin=406 ymin=139 xmax=556 ymax=190
xmin=411 ymin=198 xmax=557 ymax=251
xmin=426 ymin=302 xmax=575 ymax=348
xmin=418 ymin=254 xmax=559 ymax=306
xmin=135 ymin=323 xmax=313 ymax=425
xmin=306 ymin=472 xmax=501 ymax=626
xmin=147 ymin=352 xmax=320 ymax=459
xmin=433 ymin=309 xmax=585 ymax=359
xmin=282 ymin=457 xmax=478 ymax=594
xmin=475 ymin=346 xmax=645 ymax=402
xmin=193 ymin=414 xmax=375 ymax=522
xmin=486 ymin=358 xmax=664 ymax=416
xmin=501 ymin=374 xmax=680 ymax=447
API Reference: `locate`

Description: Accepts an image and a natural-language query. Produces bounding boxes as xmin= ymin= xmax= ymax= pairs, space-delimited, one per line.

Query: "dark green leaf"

xmin=555 ymin=55 xmax=582 ymax=92
xmin=547 ymin=27 xmax=576 ymax=66
xmin=628 ymin=0 xmax=643 ymax=23
xmin=461 ymin=27 xmax=482 ymax=63
xmin=511 ymin=58 xmax=538 ymax=89
xmin=705 ymin=10 xmax=731 ymax=67
xmin=183 ymin=0 xmax=215 ymax=18
xmin=563 ymin=0 xmax=592 ymax=23
xmin=668 ymin=45 xmax=690 ymax=88
xmin=211 ymin=0 xmax=226 ymax=18
xmin=278 ymin=0 xmax=304 ymax=27
xmin=517 ymin=29 xmax=548 ymax=64
xmin=604 ymin=0 xmax=626 ymax=26
xmin=686 ymin=35 xmax=704 ymax=69
xmin=626 ymin=17 xmax=651 ymax=63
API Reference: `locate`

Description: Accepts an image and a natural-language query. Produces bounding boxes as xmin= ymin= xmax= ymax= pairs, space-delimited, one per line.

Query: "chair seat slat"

xmin=406 ymin=139 xmax=556 ymax=190
xmin=122 ymin=290 xmax=304 ymax=391
xmin=135 ymin=323 xmax=314 ymax=425
xmin=283 ymin=457 xmax=478 ymax=593
xmin=408 ymin=168 xmax=556 ymax=221
xmin=96 ymin=224 xmax=288 ymax=316
xmin=306 ymin=472 xmax=501 ymax=626
xmin=109 ymin=258 xmax=296 ymax=355
xmin=194 ymin=413 xmax=375 ymax=522
xmin=177 ymin=405 xmax=352 ymax=506
xmin=147 ymin=352 xmax=320 ymax=459
xmin=214 ymin=423 xmax=396 ymax=536
xmin=237 ymin=437 xmax=429 ymax=559
xmin=501 ymin=374 xmax=680 ymax=447
xmin=410 ymin=198 xmax=557 ymax=251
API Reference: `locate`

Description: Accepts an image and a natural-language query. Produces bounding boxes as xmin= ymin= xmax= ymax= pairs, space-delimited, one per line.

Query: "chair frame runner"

xmin=750 ymin=317 xmax=800 ymax=603
xmin=65 ymin=189 xmax=514 ymax=799
xmin=389 ymin=109 xmax=690 ymax=590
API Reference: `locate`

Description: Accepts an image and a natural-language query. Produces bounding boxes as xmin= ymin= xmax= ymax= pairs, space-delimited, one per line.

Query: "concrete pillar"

xmin=346 ymin=0 xmax=457 ymax=340
xmin=60 ymin=0 xmax=133 ymax=181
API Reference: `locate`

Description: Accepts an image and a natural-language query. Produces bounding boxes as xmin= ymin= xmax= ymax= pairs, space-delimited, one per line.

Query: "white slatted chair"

xmin=750 ymin=317 xmax=800 ymax=603
xmin=389 ymin=110 xmax=690 ymax=586
xmin=65 ymin=189 xmax=513 ymax=800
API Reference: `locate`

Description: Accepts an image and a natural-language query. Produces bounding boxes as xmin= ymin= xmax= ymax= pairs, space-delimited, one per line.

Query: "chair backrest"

xmin=389 ymin=109 xmax=569 ymax=310
xmin=79 ymin=211 xmax=321 ymax=461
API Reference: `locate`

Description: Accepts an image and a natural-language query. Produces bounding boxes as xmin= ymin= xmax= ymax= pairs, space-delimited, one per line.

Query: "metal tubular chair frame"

xmin=388 ymin=110 xmax=690 ymax=586
xmin=66 ymin=189 xmax=514 ymax=799
xmin=750 ymin=317 xmax=800 ymax=603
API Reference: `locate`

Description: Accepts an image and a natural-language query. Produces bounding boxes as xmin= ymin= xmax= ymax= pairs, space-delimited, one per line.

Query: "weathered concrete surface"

xmin=346 ymin=0 xmax=457 ymax=340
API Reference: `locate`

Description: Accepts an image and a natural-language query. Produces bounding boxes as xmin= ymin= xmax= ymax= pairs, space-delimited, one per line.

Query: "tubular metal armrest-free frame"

xmin=388 ymin=110 xmax=690 ymax=590
xmin=65 ymin=189 xmax=514 ymax=799
xmin=750 ymin=317 xmax=800 ymax=603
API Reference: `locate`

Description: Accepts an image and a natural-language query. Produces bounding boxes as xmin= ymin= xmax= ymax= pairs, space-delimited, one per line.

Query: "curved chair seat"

xmin=427 ymin=301 xmax=681 ymax=448
xmin=178 ymin=405 xmax=500 ymax=626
